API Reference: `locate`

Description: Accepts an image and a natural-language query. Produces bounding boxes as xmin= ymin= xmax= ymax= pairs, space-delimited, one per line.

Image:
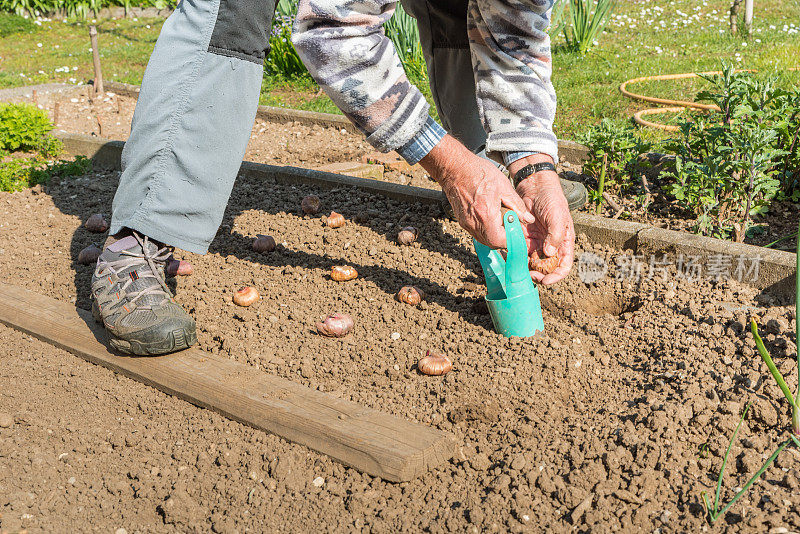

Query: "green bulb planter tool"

xmin=473 ymin=210 xmax=544 ymax=338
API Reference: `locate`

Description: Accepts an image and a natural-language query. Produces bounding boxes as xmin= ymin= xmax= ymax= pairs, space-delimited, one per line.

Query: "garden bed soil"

xmin=1 ymin=165 xmax=800 ymax=532
xmin=33 ymin=86 xmax=800 ymax=251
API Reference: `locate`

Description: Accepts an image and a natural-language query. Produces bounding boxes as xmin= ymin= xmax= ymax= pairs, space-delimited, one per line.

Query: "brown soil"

xmin=1 ymin=164 xmax=800 ymax=532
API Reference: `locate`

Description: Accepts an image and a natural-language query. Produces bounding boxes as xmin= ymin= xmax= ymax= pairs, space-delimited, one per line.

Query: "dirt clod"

xmin=0 ymin=412 xmax=13 ymax=428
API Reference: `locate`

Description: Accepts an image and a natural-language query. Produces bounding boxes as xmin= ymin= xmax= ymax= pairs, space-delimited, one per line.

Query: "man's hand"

xmin=419 ymin=135 xmax=534 ymax=249
xmin=509 ymin=155 xmax=575 ymax=285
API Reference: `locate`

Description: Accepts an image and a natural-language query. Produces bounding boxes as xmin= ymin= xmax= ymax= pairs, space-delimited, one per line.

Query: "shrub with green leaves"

xmin=661 ymin=64 xmax=798 ymax=240
xmin=0 ymin=102 xmax=55 ymax=153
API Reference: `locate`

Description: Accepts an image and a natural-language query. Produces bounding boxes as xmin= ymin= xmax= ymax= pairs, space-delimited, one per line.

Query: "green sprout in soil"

xmin=701 ymin=220 xmax=800 ymax=522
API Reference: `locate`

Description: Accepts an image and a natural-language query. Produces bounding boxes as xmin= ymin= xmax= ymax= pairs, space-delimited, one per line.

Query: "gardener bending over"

xmin=91 ymin=0 xmax=583 ymax=355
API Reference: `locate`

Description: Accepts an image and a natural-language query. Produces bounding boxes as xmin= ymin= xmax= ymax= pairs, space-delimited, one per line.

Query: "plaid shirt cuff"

xmin=396 ymin=117 xmax=447 ymax=165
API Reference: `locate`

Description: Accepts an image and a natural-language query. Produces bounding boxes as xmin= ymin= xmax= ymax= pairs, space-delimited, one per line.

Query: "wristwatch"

xmin=511 ymin=162 xmax=557 ymax=188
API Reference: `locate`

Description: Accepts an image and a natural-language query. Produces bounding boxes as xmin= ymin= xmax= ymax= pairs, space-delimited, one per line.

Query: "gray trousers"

xmin=111 ymin=0 xmax=486 ymax=254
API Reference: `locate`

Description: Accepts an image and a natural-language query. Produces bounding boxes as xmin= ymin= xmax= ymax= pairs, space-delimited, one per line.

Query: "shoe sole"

xmin=92 ymin=300 xmax=198 ymax=356
xmin=563 ymin=179 xmax=588 ymax=212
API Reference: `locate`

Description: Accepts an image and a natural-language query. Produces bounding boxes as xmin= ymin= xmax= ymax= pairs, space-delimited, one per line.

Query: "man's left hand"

xmin=508 ymin=156 xmax=575 ymax=285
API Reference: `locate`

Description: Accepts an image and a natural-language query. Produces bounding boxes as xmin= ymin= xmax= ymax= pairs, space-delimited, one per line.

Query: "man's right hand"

xmin=418 ymin=135 xmax=534 ymax=250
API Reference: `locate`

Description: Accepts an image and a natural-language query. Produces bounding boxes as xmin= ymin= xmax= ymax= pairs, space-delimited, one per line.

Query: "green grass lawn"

xmin=0 ymin=0 xmax=798 ymax=140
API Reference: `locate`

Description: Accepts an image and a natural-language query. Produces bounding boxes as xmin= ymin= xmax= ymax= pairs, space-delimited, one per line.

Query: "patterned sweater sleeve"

xmin=292 ymin=0 xmax=444 ymax=164
xmin=468 ymin=0 xmax=558 ymax=163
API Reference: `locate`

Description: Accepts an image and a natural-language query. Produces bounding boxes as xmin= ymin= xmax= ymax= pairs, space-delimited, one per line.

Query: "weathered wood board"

xmin=0 ymin=283 xmax=456 ymax=482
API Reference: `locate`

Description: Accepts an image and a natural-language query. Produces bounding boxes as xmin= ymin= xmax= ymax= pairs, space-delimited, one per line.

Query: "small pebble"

xmin=68 ymin=476 xmax=76 ymax=485
xmin=312 ymin=476 xmax=325 ymax=487
xmin=0 ymin=413 xmax=13 ymax=428
xmin=115 ymin=529 xmax=128 ymax=534
xmin=390 ymin=332 xmax=401 ymax=340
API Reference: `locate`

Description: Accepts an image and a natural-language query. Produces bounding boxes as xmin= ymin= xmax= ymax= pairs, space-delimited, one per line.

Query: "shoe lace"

xmin=97 ymin=232 xmax=173 ymax=308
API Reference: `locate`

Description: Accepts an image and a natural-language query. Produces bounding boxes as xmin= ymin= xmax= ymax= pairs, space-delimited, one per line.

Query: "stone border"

xmin=571 ymin=213 xmax=795 ymax=295
xmin=54 ymin=131 xmax=795 ymax=296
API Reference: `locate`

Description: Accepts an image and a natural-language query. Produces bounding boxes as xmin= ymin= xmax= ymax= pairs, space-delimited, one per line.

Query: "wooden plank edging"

xmin=0 ymin=283 xmax=457 ymax=482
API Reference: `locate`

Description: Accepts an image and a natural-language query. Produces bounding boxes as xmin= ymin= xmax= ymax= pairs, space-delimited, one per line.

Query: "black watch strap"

xmin=511 ymin=162 xmax=557 ymax=188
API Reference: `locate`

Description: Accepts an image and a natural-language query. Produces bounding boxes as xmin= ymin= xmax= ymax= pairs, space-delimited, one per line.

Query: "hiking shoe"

xmin=561 ymin=178 xmax=588 ymax=212
xmin=90 ymin=232 xmax=197 ymax=356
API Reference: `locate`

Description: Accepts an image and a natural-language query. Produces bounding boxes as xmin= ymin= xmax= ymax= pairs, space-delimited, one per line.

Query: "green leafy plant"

xmin=580 ymin=119 xmax=652 ymax=192
xmin=661 ymin=64 xmax=794 ymax=240
xmin=0 ymin=155 xmax=90 ymax=192
xmin=275 ymin=0 xmax=296 ymax=18
xmin=562 ymin=0 xmax=617 ymax=55
xmin=265 ymin=14 xmax=309 ymax=80
xmin=548 ymin=0 xmax=567 ymax=36
xmin=0 ymin=103 xmax=54 ymax=153
xmin=702 ymin=219 xmax=800 ymax=522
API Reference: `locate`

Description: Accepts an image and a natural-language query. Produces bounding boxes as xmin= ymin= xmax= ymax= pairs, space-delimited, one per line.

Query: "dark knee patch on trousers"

xmin=208 ymin=0 xmax=276 ymax=64
xmin=403 ymin=0 xmax=468 ymax=48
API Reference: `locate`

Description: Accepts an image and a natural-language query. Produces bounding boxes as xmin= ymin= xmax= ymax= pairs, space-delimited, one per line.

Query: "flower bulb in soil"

xmin=397 ymin=226 xmax=418 ymax=245
xmin=301 ymin=195 xmax=321 ymax=215
xmin=417 ymin=350 xmax=452 ymax=376
xmin=78 ymin=244 xmax=102 ymax=264
xmin=326 ymin=212 xmax=345 ymax=228
xmin=316 ymin=313 xmax=354 ymax=338
xmin=84 ymin=214 xmax=109 ymax=233
xmin=233 ymin=286 xmax=259 ymax=306
xmin=396 ymin=286 xmax=424 ymax=305
xmin=330 ymin=265 xmax=358 ymax=281
xmin=252 ymin=235 xmax=276 ymax=253
xmin=166 ymin=259 xmax=193 ymax=276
